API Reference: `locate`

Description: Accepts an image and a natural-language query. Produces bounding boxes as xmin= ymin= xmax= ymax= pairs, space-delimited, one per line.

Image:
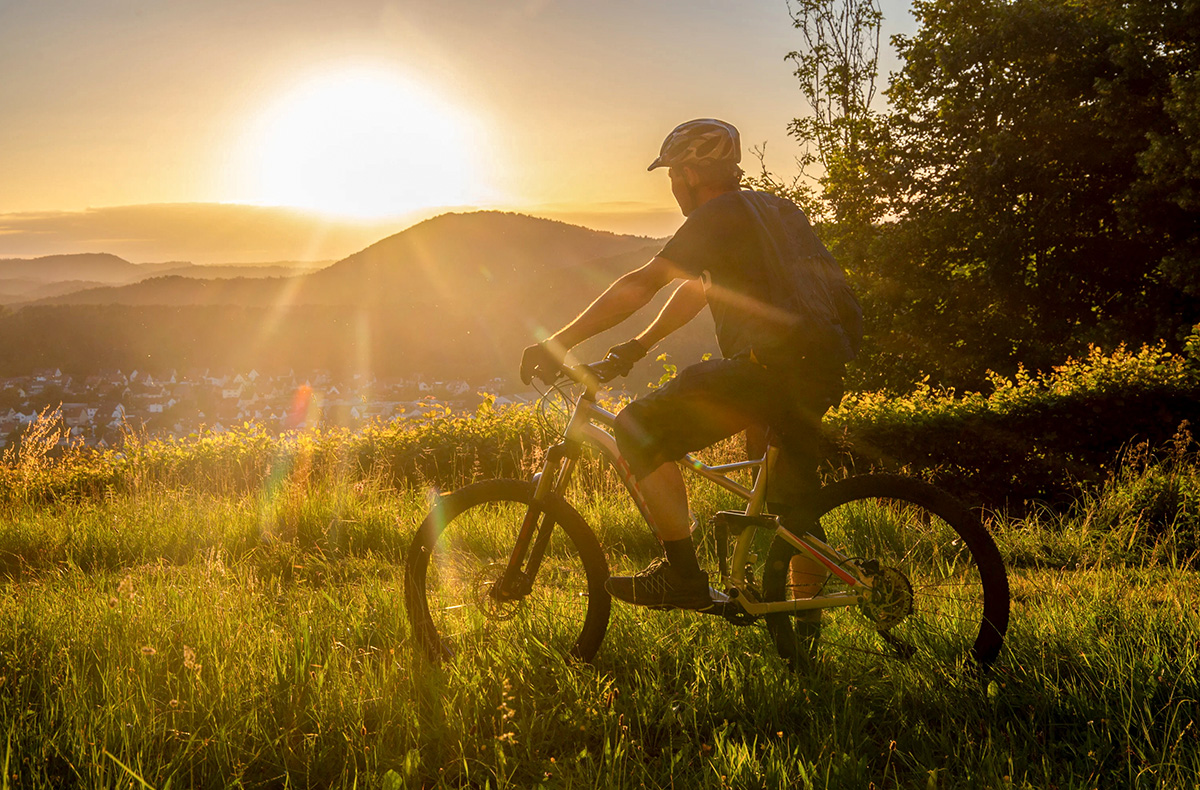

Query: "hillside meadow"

xmin=2 ymin=343 xmax=1200 ymax=788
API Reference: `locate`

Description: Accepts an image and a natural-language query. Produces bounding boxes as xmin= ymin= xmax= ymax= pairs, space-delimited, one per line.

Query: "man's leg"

xmin=636 ymin=460 xmax=691 ymax=541
xmin=605 ymin=408 xmax=713 ymax=609
xmin=636 ymin=460 xmax=705 ymax=579
xmin=748 ymin=424 xmax=829 ymax=604
xmin=605 ymin=359 xmax=767 ymax=609
xmin=768 ymin=365 xmax=844 ymax=664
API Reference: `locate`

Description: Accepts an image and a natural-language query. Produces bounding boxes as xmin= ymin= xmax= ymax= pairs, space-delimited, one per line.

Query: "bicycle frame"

xmin=503 ymin=385 xmax=873 ymax=618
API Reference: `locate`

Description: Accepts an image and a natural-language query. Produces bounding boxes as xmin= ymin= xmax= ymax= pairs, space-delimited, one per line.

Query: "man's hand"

xmin=604 ymin=338 xmax=648 ymax=377
xmin=520 ymin=342 xmax=564 ymax=385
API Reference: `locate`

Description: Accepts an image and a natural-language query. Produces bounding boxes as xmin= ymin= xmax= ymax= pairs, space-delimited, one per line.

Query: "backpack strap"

xmin=735 ymin=191 xmax=861 ymax=363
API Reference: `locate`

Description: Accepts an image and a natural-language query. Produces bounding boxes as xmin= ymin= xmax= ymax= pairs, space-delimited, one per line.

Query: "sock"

xmin=662 ymin=536 xmax=703 ymax=578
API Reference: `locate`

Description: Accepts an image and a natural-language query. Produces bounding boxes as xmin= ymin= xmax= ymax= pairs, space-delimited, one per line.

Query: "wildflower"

xmin=107 ymin=597 xmax=118 ymax=609
xmin=169 ymin=699 xmax=179 ymax=709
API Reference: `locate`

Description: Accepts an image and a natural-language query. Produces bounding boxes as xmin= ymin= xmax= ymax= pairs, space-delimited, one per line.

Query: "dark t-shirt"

xmin=659 ymin=189 xmax=838 ymax=366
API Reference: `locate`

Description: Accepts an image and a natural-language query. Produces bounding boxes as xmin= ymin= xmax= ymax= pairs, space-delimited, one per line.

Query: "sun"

xmin=235 ymin=67 xmax=493 ymax=218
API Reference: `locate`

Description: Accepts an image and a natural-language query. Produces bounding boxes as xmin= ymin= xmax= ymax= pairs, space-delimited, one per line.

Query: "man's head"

xmin=649 ymin=119 xmax=743 ymax=215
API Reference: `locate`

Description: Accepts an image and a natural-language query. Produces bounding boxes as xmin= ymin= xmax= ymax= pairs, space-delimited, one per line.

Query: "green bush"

xmin=4 ymin=338 xmax=1200 ymax=514
xmin=826 ymin=339 xmax=1200 ymax=509
xmin=1082 ymin=428 xmax=1200 ymax=564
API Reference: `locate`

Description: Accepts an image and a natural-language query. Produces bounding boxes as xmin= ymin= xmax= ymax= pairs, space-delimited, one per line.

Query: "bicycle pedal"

xmin=647 ymin=589 xmax=727 ymax=612
xmin=712 ymin=511 xmax=779 ymax=529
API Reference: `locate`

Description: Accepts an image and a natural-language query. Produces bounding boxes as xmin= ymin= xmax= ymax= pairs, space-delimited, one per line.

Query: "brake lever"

xmin=583 ymin=357 xmax=623 ymax=384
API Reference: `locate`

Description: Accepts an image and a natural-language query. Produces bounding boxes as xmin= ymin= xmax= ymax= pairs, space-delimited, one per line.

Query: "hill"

xmin=0 ymin=253 xmax=142 ymax=285
xmin=34 ymin=211 xmax=662 ymax=309
xmin=3 ymin=212 xmax=718 ymax=379
xmin=0 ymin=254 xmax=331 ymax=305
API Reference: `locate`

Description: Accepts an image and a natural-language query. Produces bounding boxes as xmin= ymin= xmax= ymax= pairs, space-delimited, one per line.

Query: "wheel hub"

xmin=860 ymin=565 xmax=913 ymax=630
xmin=471 ymin=562 xmax=522 ymax=622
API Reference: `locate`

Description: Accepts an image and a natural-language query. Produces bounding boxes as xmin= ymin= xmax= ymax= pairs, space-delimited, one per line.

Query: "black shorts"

xmin=614 ymin=357 xmax=843 ymax=505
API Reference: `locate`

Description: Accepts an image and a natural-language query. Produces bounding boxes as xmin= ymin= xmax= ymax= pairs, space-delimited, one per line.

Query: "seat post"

xmin=746 ymin=444 xmax=780 ymax=516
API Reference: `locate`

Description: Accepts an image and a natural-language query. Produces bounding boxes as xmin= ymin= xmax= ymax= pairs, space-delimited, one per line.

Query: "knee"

xmin=614 ymin=405 xmax=658 ymax=480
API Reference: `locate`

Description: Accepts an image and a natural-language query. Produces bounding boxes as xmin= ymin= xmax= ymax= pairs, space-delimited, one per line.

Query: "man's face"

xmin=669 ymin=166 xmax=699 ymax=216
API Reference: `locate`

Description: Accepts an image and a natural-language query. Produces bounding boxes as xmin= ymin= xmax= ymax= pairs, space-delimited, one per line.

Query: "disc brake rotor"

xmin=471 ymin=562 xmax=522 ymax=622
xmin=860 ymin=566 xmax=914 ymax=630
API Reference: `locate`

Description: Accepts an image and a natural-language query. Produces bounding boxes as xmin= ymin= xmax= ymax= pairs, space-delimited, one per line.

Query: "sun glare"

xmin=236 ymin=68 xmax=493 ymax=218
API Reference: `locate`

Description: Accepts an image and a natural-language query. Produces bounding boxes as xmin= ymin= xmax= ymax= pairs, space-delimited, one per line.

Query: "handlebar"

xmin=555 ymin=354 xmax=627 ymax=395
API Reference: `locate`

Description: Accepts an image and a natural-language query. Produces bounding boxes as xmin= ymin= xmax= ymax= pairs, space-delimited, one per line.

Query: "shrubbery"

xmin=4 ymin=339 xmax=1200 ymax=514
xmin=0 ymin=398 xmax=545 ymax=506
xmin=826 ymin=338 xmax=1200 ymax=509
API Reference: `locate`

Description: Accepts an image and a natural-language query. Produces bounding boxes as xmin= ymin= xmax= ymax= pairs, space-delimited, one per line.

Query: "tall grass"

xmin=1 ymin=410 xmax=1199 ymax=787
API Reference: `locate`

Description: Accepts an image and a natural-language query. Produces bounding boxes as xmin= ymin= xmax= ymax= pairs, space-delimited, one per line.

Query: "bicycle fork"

xmin=492 ymin=442 xmax=577 ymax=602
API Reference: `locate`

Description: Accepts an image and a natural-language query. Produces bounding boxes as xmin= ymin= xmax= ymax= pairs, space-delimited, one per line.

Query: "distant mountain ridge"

xmin=2 ymin=211 xmax=718 ymax=381
xmin=0 ymin=253 xmax=141 ymax=284
xmin=0 ymin=253 xmax=331 ymax=305
xmin=33 ymin=211 xmax=665 ymax=309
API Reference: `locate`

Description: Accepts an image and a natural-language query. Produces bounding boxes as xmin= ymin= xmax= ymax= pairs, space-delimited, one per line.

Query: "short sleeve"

xmin=658 ymin=202 xmax=724 ymax=279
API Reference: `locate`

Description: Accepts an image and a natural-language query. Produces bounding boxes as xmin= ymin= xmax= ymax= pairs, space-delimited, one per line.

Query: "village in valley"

xmin=0 ymin=368 xmax=533 ymax=448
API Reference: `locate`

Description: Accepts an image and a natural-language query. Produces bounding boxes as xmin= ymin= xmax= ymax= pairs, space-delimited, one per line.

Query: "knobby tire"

xmin=763 ymin=475 xmax=1010 ymax=668
xmin=404 ymin=479 xmax=612 ymax=663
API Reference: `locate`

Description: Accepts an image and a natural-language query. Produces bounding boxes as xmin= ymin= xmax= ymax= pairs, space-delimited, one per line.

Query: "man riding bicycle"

xmin=520 ymin=119 xmax=861 ymax=632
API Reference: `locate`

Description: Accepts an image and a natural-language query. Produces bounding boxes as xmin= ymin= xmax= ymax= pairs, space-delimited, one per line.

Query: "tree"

xmin=751 ymin=0 xmax=886 ymax=227
xmin=871 ymin=0 xmax=1200 ymax=387
xmin=782 ymin=0 xmax=1200 ymax=390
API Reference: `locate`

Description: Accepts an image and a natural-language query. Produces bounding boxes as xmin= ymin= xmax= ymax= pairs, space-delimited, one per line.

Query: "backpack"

xmin=737 ymin=191 xmax=863 ymax=365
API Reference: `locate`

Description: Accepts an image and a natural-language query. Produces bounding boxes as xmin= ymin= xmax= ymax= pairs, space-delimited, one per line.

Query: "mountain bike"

xmin=404 ymin=359 xmax=1010 ymax=668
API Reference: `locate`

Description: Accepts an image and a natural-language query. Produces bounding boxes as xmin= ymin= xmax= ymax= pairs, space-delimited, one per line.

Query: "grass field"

xmin=2 ymin=420 xmax=1199 ymax=788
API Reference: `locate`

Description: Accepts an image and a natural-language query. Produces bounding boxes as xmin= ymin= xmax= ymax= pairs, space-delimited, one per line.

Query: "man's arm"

xmin=574 ymin=275 xmax=706 ymax=379
xmin=521 ymin=256 xmax=685 ymax=384
xmin=633 ymin=277 xmax=706 ymax=351
xmin=548 ymin=256 xmax=685 ymax=350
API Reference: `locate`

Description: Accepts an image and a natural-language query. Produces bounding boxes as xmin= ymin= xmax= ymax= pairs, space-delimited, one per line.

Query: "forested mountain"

xmin=0 ymin=212 xmax=713 ymax=381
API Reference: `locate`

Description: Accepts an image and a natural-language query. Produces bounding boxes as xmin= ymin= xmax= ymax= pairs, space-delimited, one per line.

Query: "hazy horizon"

xmin=1 ymin=0 xmax=918 ymax=257
xmin=0 ymin=201 xmax=680 ymax=265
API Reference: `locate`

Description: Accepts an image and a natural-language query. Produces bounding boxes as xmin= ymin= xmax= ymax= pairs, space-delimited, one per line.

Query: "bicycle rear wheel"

xmin=404 ymin=479 xmax=612 ymax=662
xmin=763 ymin=475 xmax=1009 ymax=668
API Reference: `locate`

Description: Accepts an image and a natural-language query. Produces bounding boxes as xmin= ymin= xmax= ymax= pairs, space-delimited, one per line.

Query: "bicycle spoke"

xmin=763 ymin=477 xmax=1008 ymax=668
xmin=406 ymin=481 xmax=610 ymax=662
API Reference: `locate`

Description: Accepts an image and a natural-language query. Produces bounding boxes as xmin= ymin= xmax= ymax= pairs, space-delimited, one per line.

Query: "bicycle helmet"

xmin=647 ymin=118 xmax=741 ymax=171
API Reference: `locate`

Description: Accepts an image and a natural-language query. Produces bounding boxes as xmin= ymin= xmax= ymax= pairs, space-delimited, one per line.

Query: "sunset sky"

xmin=0 ymin=0 xmax=915 ymax=262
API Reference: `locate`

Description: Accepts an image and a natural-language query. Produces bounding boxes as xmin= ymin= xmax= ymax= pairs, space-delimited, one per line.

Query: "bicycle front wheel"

xmin=763 ymin=475 xmax=1009 ymax=668
xmin=404 ymin=479 xmax=612 ymax=663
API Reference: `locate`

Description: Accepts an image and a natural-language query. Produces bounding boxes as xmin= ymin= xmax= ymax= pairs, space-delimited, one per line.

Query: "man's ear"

xmin=681 ymin=166 xmax=702 ymax=188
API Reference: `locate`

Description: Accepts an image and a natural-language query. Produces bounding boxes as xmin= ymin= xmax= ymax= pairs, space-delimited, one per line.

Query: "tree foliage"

xmin=786 ymin=0 xmax=1200 ymax=390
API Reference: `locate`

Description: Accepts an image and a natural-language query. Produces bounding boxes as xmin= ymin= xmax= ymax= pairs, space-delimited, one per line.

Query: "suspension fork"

xmin=494 ymin=441 xmax=580 ymax=599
